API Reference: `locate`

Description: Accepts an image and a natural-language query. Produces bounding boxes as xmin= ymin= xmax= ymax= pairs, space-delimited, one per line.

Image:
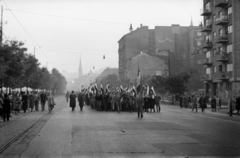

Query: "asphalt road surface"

xmin=1 ymin=96 xmax=240 ymax=158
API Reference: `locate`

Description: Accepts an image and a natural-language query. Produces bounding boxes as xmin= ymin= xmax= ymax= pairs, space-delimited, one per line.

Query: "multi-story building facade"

xmin=200 ymin=0 xmax=240 ymax=100
xmin=118 ymin=24 xmax=203 ymax=87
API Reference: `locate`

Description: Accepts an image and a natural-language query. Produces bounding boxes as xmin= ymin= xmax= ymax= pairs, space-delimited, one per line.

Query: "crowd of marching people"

xmin=65 ymin=84 xmax=162 ymax=118
xmin=0 ymin=90 xmax=55 ymax=122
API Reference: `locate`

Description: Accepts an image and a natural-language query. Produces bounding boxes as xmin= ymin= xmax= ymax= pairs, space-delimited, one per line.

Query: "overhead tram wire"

xmin=7 ymin=9 xmax=129 ymax=26
xmin=2 ymin=1 xmax=48 ymax=62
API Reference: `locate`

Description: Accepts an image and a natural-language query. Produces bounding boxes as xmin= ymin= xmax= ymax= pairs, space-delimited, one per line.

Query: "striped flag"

xmin=136 ymin=64 xmax=141 ymax=93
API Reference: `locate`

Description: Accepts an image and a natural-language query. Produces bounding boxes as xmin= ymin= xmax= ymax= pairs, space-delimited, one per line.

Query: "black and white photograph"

xmin=0 ymin=0 xmax=240 ymax=157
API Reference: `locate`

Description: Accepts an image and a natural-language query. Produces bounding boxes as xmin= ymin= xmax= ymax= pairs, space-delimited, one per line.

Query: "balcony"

xmin=200 ymin=6 xmax=212 ymax=16
xmin=213 ymin=72 xmax=229 ymax=81
xmin=201 ymin=24 xmax=212 ymax=32
xmin=215 ymin=0 xmax=228 ymax=8
xmin=198 ymin=58 xmax=212 ymax=65
xmin=202 ymin=41 xmax=213 ymax=49
xmin=201 ymin=74 xmax=212 ymax=82
xmin=215 ymin=53 xmax=229 ymax=62
xmin=215 ymin=15 xmax=228 ymax=25
xmin=216 ymin=34 xmax=228 ymax=44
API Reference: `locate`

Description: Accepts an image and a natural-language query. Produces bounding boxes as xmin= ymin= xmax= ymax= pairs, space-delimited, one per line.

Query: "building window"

xmin=197 ymin=31 xmax=202 ymax=36
xmin=213 ymin=49 xmax=216 ymax=55
xmin=219 ymin=65 xmax=223 ymax=72
xmin=219 ymin=29 xmax=223 ymax=36
xmin=213 ymin=15 xmax=216 ymax=22
xmin=228 ymin=25 xmax=232 ymax=34
xmin=227 ymin=64 xmax=233 ymax=72
xmin=213 ymin=32 xmax=216 ymax=39
xmin=206 ymin=68 xmax=211 ymax=74
xmin=228 ymin=6 xmax=232 ymax=15
xmin=214 ymin=66 xmax=217 ymax=73
xmin=206 ymin=51 xmax=211 ymax=58
xmin=227 ymin=44 xmax=233 ymax=53
xmin=197 ymin=41 xmax=201 ymax=46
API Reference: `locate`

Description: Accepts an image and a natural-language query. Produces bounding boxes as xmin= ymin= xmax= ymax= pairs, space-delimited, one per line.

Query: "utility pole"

xmin=0 ymin=5 xmax=3 ymax=93
xmin=0 ymin=5 xmax=3 ymax=46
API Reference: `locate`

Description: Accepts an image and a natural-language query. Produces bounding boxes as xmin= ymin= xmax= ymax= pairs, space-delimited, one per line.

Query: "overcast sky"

xmin=2 ymin=0 xmax=202 ymax=75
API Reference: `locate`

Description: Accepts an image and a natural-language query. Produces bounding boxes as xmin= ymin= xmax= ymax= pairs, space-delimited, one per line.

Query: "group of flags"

xmin=82 ymin=63 xmax=156 ymax=97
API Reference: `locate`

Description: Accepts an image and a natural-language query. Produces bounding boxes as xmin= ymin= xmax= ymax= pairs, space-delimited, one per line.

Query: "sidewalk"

xmin=161 ymin=100 xmax=240 ymax=116
xmin=0 ymin=109 xmax=49 ymax=152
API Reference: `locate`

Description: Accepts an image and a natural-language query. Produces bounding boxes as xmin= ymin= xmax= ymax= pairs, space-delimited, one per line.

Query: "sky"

xmin=2 ymin=0 xmax=203 ymax=77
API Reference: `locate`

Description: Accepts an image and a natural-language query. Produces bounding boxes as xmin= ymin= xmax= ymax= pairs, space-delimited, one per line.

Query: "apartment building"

xmin=200 ymin=0 xmax=240 ymax=99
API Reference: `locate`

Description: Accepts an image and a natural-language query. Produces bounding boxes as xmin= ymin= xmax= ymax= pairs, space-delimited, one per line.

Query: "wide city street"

xmin=1 ymin=96 xmax=240 ymax=158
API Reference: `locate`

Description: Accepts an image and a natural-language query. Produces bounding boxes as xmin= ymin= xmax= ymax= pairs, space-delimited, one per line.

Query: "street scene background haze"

xmin=3 ymin=0 xmax=202 ymax=77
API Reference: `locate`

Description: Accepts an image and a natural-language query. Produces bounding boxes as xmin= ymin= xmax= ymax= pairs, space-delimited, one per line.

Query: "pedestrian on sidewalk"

xmin=228 ymin=96 xmax=233 ymax=117
xmin=192 ymin=94 xmax=198 ymax=112
xmin=22 ymin=92 xmax=28 ymax=113
xmin=47 ymin=93 xmax=55 ymax=113
xmin=34 ymin=92 xmax=40 ymax=111
xmin=40 ymin=92 xmax=47 ymax=111
xmin=179 ymin=95 xmax=183 ymax=108
xmin=0 ymin=94 xmax=3 ymax=121
xmin=2 ymin=94 xmax=11 ymax=122
xmin=211 ymin=96 xmax=217 ymax=112
xmin=136 ymin=93 xmax=143 ymax=118
xmin=69 ymin=91 xmax=76 ymax=111
xmin=29 ymin=91 xmax=34 ymax=112
xmin=66 ymin=91 xmax=70 ymax=103
xmin=236 ymin=94 xmax=240 ymax=114
xmin=155 ymin=93 xmax=161 ymax=113
xmin=78 ymin=91 xmax=84 ymax=111
xmin=14 ymin=93 xmax=21 ymax=115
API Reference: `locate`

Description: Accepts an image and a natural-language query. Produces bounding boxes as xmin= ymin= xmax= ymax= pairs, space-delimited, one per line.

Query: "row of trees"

xmin=0 ymin=40 xmax=67 ymax=94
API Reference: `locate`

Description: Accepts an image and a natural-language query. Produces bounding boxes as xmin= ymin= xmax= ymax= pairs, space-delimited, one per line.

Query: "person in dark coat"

xmin=211 ymin=96 xmax=217 ymax=112
xmin=2 ymin=94 xmax=11 ymax=122
xmin=22 ymin=92 xmax=28 ymax=113
xmin=144 ymin=94 xmax=149 ymax=113
xmin=69 ymin=91 xmax=76 ymax=111
xmin=136 ymin=93 xmax=144 ymax=118
xmin=40 ymin=92 xmax=47 ymax=111
xmin=149 ymin=94 xmax=155 ymax=112
xmin=179 ymin=95 xmax=183 ymax=108
xmin=155 ymin=93 xmax=161 ymax=113
xmin=236 ymin=95 xmax=240 ymax=114
xmin=78 ymin=91 xmax=84 ymax=111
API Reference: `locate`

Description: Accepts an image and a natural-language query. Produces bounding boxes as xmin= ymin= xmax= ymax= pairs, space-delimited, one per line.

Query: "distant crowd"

xmin=167 ymin=93 xmax=240 ymax=116
xmin=0 ymin=91 xmax=55 ymax=122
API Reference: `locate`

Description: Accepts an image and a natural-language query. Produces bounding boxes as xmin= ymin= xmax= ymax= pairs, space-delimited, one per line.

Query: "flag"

xmin=120 ymin=85 xmax=123 ymax=93
xmin=146 ymin=85 xmax=149 ymax=95
xmin=136 ymin=64 xmax=141 ymax=93
xmin=151 ymin=86 xmax=156 ymax=96
xmin=101 ymin=84 xmax=104 ymax=94
xmin=106 ymin=83 xmax=110 ymax=94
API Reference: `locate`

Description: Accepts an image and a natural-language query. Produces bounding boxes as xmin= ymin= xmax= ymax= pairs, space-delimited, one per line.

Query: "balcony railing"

xmin=213 ymin=72 xmax=229 ymax=81
xmin=200 ymin=6 xmax=212 ymax=16
xmin=198 ymin=58 xmax=212 ymax=65
xmin=216 ymin=34 xmax=228 ymax=44
xmin=215 ymin=53 xmax=228 ymax=62
xmin=201 ymin=74 xmax=212 ymax=82
xmin=215 ymin=0 xmax=228 ymax=7
xmin=215 ymin=15 xmax=228 ymax=25
xmin=202 ymin=41 xmax=213 ymax=49
xmin=201 ymin=24 xmax=212 ymax=32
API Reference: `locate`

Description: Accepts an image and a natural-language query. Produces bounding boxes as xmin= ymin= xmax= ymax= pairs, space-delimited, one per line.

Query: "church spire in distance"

xmin=78 ymin=56 xmax=83 ymax=78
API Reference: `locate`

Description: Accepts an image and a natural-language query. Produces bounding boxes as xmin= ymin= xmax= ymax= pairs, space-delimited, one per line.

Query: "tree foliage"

xmin=0 ymin=40 xmax=67 ymax=94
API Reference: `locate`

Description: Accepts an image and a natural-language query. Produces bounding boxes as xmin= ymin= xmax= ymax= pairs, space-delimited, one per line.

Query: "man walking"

xmin=2 ymin=94 xmax=11 ymax=122
xmin=70 ymin=91 xmax=76 ymax=111
xmin=192 ymin=94 xmax=198 ymax=112
xmin=78 ymin=91 xmax=84 ymax=111
xmin=155 ymin=93 xmax=161 ymax=113
xmin=40 ymin=92 xmax=47 ymax=111
xmin=136 ymin=93 xmax=143 ymax=118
